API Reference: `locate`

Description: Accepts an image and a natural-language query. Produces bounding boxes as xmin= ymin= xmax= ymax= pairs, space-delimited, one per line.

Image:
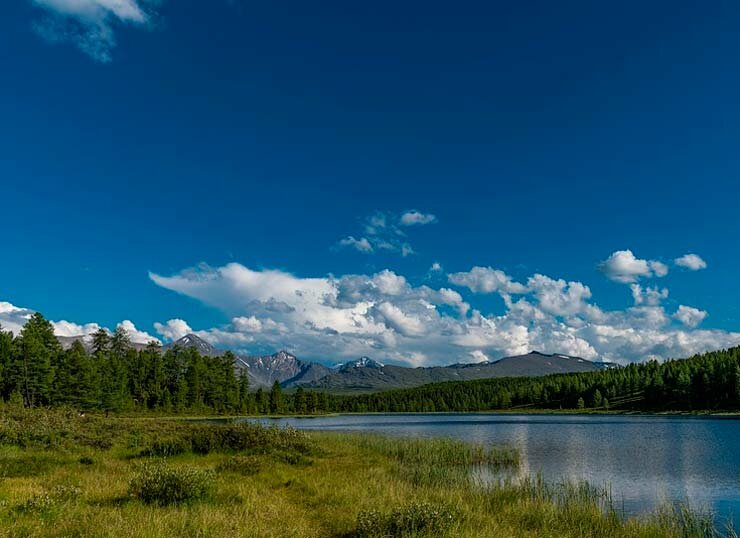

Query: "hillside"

xmin=303 ymin=351 xmax=612 ymax=393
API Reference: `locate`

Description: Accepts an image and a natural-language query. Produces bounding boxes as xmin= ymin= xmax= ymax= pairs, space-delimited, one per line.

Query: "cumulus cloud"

xmin=630 ymin=284 xmax=669 ymax=306
xmin=117 ymin=320 xmax=160 ymax=345
xmin=154 ymin=318 xmax=192 ymax=341
xmin=469 ymin=350 xmax=490 ymax=363
xmin=0 ymin=302 xmax=36 ymax=335
xmin=149 ymin=261 xmax=740 ymax=366
xmin=30 ymin=0 xmax=154 ymax=62
xmin=448 ymin=267 xmax=527 ymax=295
xmin=675 ymin=254 xmax=708 ymax=271
xmin=0 ymin=250 xmax=732 ymax=367
xmin=673 ymin=305 xmax=708 ymax=328
xmin=52 ymin=319 xmax=103 ymax=337
xmin=599 ymin=250 xmax=668 ymax=283
xmin=526 ymin=275 xmax=592 ymax=317
xmin=400 ymin=210 xmax=437 ymax=226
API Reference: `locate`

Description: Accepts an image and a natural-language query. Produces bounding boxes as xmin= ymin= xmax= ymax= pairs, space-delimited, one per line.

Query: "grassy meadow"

xmin=0 ymin=406 xmax=734 ymax=538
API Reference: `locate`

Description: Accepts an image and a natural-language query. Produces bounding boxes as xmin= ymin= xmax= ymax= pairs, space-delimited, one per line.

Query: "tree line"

xmin=330 ymin=347 xmax=740 ymax=413
xmin=2 ymin=313 xmax=740 ymax=414
xmin=0 ymin=313 xmax=305 ymax=414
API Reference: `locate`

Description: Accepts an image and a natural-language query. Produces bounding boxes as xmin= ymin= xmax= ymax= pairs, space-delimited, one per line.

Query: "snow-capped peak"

xmin=336 ymin=356 xmax=385 ymax=370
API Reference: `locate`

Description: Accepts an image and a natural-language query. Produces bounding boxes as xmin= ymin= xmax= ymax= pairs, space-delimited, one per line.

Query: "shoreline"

xmin=111 ymin=408 xmax=740 ymax=421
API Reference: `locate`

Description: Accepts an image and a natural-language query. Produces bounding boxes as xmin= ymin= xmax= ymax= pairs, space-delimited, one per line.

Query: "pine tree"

xmin=110 ymin=327 xmax=132 ymax=358
xmin=293 ymin=386 xmax=307 ymax=414
xmin=237 ymin=369 xmax=251 ymax=412
xmin=0 ymin=324 xmax=13 ymax=398
xmin=91 ymin=328 xmax=111 ymax=355
xmin=256 ymin=388 xmax=269 ymax=414
xmin=269 ymin=380 xmax=283 ymax=414
xmin=11 ymin=313 xmax=59 ymax=407
xmin=54 ymin=340 xmax=96 ymax=408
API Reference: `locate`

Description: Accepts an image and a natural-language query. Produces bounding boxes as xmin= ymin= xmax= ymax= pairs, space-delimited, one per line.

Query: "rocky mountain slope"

xmin=301 ymin=351 xmax=613 ymax=393
xmin=235 ymin=350 xmax=332 ymax=389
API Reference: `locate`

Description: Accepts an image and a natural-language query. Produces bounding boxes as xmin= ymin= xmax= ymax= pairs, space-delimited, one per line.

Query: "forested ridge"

xmin=2 ymin=313 xmax=740 ymax=414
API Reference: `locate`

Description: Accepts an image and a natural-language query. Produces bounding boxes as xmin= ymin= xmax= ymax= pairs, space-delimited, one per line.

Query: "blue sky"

xmin=2 ymin=0 xmax=740 ymax=364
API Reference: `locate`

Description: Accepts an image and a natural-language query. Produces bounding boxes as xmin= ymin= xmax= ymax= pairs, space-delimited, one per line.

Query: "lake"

xmin=253 ymin=413 xmax=740 ymax=526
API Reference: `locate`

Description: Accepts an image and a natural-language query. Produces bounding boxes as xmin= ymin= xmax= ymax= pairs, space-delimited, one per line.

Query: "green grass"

xmin=0 ymin=406 xmax=735 ymax=537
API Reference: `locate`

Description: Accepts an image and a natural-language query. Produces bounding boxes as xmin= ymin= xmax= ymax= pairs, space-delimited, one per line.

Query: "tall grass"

xmin=0 ymin=408 xmax=734 ymax=538
xmin=354 ymin=434 xmax=519 ymax=466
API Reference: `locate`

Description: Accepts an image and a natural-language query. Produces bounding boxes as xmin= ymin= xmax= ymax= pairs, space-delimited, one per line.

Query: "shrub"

xmin=356 ymin=502 xmax=459 ymax=537
xmin=187 ymin=423 xmax=312 ymax=455
xmin=128 ymin=462 xmax=214 ymax=506
xmin=140 ymin=437 xmax=191 ymax=457
xmin=78 ymin=456 xmax=94 ymax=465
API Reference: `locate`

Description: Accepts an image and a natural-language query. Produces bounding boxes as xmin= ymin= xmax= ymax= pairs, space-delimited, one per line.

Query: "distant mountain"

xmin=56 ymin=330 xmax=615 ymax=393
xmin=335 ymin=356 xmax=385 ymax=371
xmin=164 ymin=334 xmax=219 ymax=357
xmin=302 ymin=351 xmax=611 ymax=393
xmin=236 ymin=350 xmax=332 ymax=389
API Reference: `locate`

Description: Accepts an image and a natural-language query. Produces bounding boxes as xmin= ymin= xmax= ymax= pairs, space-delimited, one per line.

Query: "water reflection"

xmin=249 ymin=413 xmax=740 ymax=526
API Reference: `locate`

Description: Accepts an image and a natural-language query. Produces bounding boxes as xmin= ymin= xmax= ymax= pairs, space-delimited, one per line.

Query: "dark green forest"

xmin=0 ymin=313 xmax=310 ymax=414
xmin=2 ymin=313 xmax=740 ymax=414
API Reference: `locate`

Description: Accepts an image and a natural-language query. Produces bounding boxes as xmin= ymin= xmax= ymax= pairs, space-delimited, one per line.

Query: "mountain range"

xmin=59 ymin=332 xmax=616 ymax=393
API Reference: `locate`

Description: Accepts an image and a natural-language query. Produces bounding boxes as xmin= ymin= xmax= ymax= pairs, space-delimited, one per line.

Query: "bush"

xmin=128 ymin=462 xmax=214 ymax=506
xmin=140 ymin=437 xmax=191 ymax=457
xmin=78 ymin=456 xmax=94 ymax=465
xmin=356 ymin=502 xmax=459 ymax=537
xmin=187 ymin=423 xmax=312 ymax=455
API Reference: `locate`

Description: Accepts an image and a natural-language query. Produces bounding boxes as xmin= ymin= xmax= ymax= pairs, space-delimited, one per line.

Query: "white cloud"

xmin=337 ymin=211 xmax=428 ymax=257
xmin=30 ymin=0 xmax=153 ymax=62
xmin=526 ymin=274 xmax=592 ymax=317
xmin=0 ymin=302 xmax=36 ymax=335
xmin=599 ymin=250 xmax=668 ymax=283
xmin=149 ymin=261 xmax=740 ymax=366
xmin=430 ymin=262 xmax=443 ymax=272
xmin=675 ymin=254 xmax=708 ymax=271
xmin=0 ymin=249 xmax=732 ymax=369
xmin=52 ymin=319 xmax=102 ymax=337
xmin=372 ymin=302 xmax=425 ymax=337
xmin=400 ymin=210 xmax=437 ymax=226
xmin=337 ymin=236 xmax=373 ymax=253
xmin=673 ymin=305 xmax=708 ymax=328
xmin=630 ymin=284 xmax=669 ymax=306
xmin=154 ymin=318 xmax=192 ymax=341
xmin=448 ymin=266 xmax=527 ymax=295
xmin=116 ymin=320 xmax=160 ymax=345
xmin=469 ymin=350 xmax=490 ymax=363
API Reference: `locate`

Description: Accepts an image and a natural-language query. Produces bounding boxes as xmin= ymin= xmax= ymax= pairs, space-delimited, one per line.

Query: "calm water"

xmin=253 ymin=413 xmax=740 ymax=524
